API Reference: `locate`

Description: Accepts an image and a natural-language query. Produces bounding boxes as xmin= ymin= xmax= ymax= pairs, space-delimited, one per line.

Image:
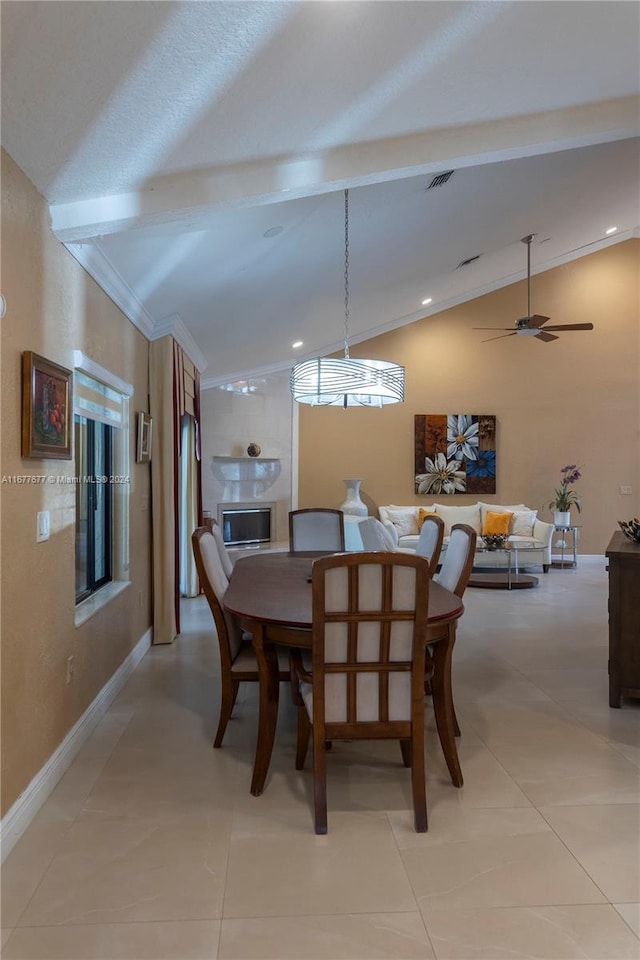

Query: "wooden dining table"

xmin=224 ymin=551 xmax=465 ymax=796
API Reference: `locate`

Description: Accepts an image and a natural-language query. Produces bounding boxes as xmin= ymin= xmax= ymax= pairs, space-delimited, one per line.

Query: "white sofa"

xmin=377 ymin=502 xmax=554 ymax=571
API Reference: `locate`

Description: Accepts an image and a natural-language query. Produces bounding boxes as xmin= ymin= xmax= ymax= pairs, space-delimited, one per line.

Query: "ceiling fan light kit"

xmin=290 ymin=190 xmax=405 ymax=408
xmin=475 ymin=234 xmax=594 ymax=343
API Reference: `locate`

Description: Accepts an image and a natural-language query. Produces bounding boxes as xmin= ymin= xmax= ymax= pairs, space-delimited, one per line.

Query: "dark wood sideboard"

xmin=606 ymin=531 xmax=640 ymax=707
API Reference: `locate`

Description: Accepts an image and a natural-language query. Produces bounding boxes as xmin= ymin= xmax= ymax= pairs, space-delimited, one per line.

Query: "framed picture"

xmin=21 ymin=351 xmax=73 ymax=459
xmin=136 ymin=411 xmax=152 ymax=463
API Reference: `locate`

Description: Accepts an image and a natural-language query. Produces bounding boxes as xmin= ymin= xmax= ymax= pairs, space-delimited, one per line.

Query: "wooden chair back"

xmin=434 ymin=523 xmax=477 ymax=597
xmin=296 ymin=551 xmax=431 ymax=833
xmin=416 ymin=515 xmax=445 ymax=568
xmin=289 ymin=508 xmax=345 ymax=553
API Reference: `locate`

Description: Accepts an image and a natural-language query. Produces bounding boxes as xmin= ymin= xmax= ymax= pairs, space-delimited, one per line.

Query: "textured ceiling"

xmin=2 ymin=1 xmax=639 ymax=381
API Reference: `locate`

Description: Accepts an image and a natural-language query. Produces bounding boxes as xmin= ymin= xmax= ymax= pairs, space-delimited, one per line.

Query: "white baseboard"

xmin=0 ymin=627 xmax=152 ymax=862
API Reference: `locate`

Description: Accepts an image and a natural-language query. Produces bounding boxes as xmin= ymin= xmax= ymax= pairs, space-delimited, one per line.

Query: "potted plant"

xmin=549 ymin=464 xmax=582 ymax=526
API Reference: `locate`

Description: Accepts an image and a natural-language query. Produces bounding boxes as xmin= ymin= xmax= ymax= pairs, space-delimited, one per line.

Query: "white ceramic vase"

xmin=340 ymin=478 xmax=367 ymax=517
xmin=554 ymin=510 xmax=571 ymax=527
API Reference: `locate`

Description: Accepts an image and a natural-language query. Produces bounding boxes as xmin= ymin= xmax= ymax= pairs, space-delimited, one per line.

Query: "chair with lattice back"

xmin=292 ymin=551 xmax=432 ymax=834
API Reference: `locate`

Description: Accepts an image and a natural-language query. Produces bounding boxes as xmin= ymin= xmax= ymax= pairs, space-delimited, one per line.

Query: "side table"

xmin=552 ymin=524 xmax=580 ymax=568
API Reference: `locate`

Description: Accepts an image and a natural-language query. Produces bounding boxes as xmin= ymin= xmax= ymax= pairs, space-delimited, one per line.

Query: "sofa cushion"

xmin=418 ymin=507 xmax=439 ymax=529
xmin=482 ymin=510 xmax=513 ymax=535
xmin=511 ymin=509 xmax=538 ymax=537
xmin=478 ymin=502 xmax=525 ymax=526
xmin=433 ymin=503 xmax=482 ymax=536
xmin=380 ymin=506 xmax=420 ymax=537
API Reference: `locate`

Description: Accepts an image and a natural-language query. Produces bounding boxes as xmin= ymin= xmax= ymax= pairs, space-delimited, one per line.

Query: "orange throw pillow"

xmin=482 ymin=510 xmax=513 ymax=536
xmin=418 ymin=508 xmax=438 ymax=529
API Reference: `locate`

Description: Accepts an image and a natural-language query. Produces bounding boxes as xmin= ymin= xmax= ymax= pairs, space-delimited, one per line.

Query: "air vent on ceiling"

xmin=426 ymin=170 xmax=454 ymax=189
xmin=457 ymin=254 xmax=481 ymax=269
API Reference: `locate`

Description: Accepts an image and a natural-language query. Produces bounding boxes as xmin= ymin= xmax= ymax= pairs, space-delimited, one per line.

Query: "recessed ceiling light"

xmin=263 ymin=225 xmax=284 ymax=238
xmin=421 ymin=297 xmax=433 ymax=306
xmin=605 ymin=226 xmax=618 ymax=235
xmin=291 ymin=340 xmax=303 ymax=349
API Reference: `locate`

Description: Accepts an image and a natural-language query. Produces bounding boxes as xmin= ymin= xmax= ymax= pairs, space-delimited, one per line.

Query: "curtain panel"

xmin=149 ymin=336 xmax=202 ymax=644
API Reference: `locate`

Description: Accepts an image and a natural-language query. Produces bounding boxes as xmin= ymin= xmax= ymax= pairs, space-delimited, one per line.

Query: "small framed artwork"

xmin=136 ymin=411 xmax=152 ymax=463
xmin=21 ymin=351 xmax=73 ymax=459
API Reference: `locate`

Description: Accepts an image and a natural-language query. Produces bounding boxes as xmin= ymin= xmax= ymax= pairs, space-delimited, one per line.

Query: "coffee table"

xmin=461 ymin=540 xmax=543 ymax=589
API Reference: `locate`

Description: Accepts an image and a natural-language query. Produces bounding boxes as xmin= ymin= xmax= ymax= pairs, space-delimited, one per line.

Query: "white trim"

xmin=150 ymin=314 xmax=208 ymax=374
xmin=0 ymin=628 xmax=152 ymax=863
xmin=73 ymin=351 xmax=134 ymax=397
xmin=74 ymin=580 xmax=131 ymax=627
xmin=65 ymin=241 xmax=155 ymax=340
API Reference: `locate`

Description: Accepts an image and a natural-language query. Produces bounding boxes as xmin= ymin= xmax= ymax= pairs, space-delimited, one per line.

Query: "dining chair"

xmin=209 ymin=518 xmax=234 ymax=579
xmin=192 ymin=526 xmax=290 ymax=748
xmin=358 ymin=516 xmax=397 ymax=551
xmin=415 ymin=514 xmax=445 ymax=569
xmin=292 ymin=551 xmax=432 ymax=834
xmin=289 ymin=508 xmax=345 ymax=553
xmin=430 ymin=522 xmax=477 ymax=741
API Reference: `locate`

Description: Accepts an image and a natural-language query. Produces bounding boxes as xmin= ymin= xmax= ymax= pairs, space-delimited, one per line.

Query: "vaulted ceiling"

xmin=2 ymin=1 xmax=639 ymax=383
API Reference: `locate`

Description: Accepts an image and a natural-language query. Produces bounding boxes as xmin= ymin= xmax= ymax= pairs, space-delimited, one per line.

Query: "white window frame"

xmin=73 ymin=351 xmax=134 ymax=626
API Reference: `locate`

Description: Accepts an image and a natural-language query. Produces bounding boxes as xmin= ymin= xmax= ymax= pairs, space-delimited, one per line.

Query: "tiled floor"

xmin=2 ymin=559 xmax=639 ymax=959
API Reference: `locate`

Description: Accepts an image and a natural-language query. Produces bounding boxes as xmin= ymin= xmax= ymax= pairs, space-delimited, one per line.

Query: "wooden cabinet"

xmin=606 ymin=532 xmax=640 ymax=707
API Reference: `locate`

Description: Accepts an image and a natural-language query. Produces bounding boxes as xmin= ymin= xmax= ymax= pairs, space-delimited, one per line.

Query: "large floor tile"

xmin=79 ymin=745 xmax=242 ymax=820
xmin=19 ymin=815 xmax=232 ymax=926
xmin=219 ymin=913 xmax=434 ymax=959
xmin=458 ymin=701 xmax=605 ymax=749
xmin=2 ymin=920 xmax=220 ymax=959
xmin=424 ymin=904 xmax=640 ymax=959
xmin=224 ymin=811 xmax=417 ymax=918
xmin=1 ymin=822 xmax=72 ymax=927
xmin=389 ymin=806 xmax=550 ymax=850
xmin=426 ymin=743 xmax=532 ymax=811
xmin=35 ymin=758 xmax=108 ymax=823
xmin=402 ymin=829 xmax=606 ymax=911
xmin=489 ymin=738 xmax=640 ymax=805
xmin=615 ymin=903 xmax=640 ymax=938
xmin=541 ymin=804 xmax=640 ymax=902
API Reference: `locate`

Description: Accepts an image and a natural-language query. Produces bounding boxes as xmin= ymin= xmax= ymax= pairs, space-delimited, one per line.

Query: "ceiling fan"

xmin=475 ymin=235 xmax=594 ymax=342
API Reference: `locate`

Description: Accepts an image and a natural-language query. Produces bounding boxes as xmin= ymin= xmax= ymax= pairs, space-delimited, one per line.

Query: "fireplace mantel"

xmin=211 ymin=456 xmax=281 ymax=496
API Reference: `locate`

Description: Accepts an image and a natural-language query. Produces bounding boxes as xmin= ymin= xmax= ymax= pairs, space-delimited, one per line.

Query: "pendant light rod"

xmin=290 ymin=188 xmax=405 ymax=407
xmin=522 ymin=233 xmax=535 ymax=317
xmin=343 ymin=189 xmax=350 ymax=359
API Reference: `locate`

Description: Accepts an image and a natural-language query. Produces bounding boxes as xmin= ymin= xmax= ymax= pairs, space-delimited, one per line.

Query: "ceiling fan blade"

xmin=540 ymin=323 xmax=594 ymax=332
xmin=473 ymin=327 xmax=514 ymax=331
xmin=535 ymin=331 xmax=559 ymax=342
xmin=530 ymin=314 xmax=550 ymax=328
xmin=481 ymin=332 xmax=518 ymax=343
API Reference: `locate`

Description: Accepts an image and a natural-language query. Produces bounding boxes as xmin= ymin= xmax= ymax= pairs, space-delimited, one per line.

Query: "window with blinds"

xmin=73 ymin=357 xmax=132 ymax=605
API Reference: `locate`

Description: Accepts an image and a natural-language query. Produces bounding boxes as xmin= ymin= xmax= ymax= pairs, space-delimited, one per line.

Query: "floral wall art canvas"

xmin=414 ymin=414 xmax=496 ymax=495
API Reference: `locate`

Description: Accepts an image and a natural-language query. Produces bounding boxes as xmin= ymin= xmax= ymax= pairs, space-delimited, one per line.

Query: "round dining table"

xmin=224 ymin=551 xmax=465 ymax=796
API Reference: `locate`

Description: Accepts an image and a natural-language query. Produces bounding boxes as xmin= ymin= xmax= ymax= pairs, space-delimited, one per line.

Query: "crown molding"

xmin=150 ymin=314 xmax=208 ymax=373
xmin=64 ymin=241 xmax=156 ymax=339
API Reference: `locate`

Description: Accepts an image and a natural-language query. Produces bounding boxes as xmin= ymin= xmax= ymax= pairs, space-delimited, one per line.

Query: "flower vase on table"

xmin=340 ymin=478 xmax=367 ymax=517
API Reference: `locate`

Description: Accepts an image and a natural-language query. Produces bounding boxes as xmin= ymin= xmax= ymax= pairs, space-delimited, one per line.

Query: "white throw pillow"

xmin=511 ymin=509 xmax=538 ymax=537
xmin=381 ymin=506 xmax=420 ymax=537
xmin=478 ymin=502 xmax=525 ymax=526
xmin=433 ymin=503 xmax=482 ymax=536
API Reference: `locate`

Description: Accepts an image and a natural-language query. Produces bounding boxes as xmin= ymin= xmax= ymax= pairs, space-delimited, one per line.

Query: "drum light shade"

xmin=290 ymin=356 xmax=405 ymax=407
xmin=290 ymin=189 xmax=405 ymax=408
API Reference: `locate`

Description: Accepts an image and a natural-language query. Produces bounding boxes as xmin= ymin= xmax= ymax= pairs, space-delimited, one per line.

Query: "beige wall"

xmin=299 ymin=240 xmax=640 ymax=555
xmin=1 ymin=151 xmax=152 ymax=815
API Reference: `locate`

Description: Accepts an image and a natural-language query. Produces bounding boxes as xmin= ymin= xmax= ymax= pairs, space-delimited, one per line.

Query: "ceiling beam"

xmin=50 ymin=97 xmax=639 ymax=242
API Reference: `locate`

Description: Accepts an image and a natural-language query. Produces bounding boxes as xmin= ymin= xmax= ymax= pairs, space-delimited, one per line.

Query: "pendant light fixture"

xmin=290 ymin=189 xmax=405 ymax=408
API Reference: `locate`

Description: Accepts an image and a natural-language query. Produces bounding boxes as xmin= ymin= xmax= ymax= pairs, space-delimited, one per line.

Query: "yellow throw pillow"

xmin=418 ymin=508 xmax=438 ymax=529
xmin=483 ymin=510 xmax=513 ymax=536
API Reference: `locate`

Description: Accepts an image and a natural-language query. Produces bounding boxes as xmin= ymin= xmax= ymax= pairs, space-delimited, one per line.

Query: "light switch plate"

xmin=620 ymin=485 xmax=633 ymax=495
xmin=36 ymin=510 xmax=50 ymax=542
